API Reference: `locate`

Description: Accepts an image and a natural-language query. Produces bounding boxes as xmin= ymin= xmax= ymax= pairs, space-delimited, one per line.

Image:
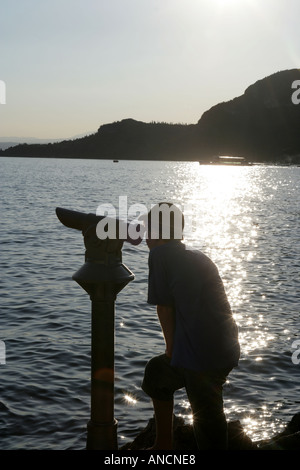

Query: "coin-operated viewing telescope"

xmin=56 ymin=207 xmax=143 ymax=450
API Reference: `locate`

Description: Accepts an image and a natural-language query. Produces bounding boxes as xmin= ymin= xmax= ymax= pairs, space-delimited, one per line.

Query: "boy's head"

xmin=145 ymin=202 xmax=184 ymax=245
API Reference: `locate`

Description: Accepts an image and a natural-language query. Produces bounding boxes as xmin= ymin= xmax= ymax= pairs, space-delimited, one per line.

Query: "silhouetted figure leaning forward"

xmin=140 ymin=203 xmax=240 ymax=450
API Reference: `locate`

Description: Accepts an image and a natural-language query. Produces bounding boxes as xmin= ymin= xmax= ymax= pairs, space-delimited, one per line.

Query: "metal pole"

xmin=86 ymin=283 xmax=118 ymax=450
xmin=56 ymin=208 xmax=135 ymax=450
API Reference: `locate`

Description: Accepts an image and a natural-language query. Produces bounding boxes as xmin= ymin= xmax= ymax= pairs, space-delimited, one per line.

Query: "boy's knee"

xmin=142 ymin=354 xmax=179 ymax=401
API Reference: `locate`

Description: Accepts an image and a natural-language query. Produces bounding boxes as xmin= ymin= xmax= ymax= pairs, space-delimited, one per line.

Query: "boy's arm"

xmin=157 ymin=305 xmax=175 ymax=358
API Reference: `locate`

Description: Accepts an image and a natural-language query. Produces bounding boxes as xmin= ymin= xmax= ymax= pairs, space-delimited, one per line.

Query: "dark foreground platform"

xmin=121 ymin=413 xmax=300 ymax=450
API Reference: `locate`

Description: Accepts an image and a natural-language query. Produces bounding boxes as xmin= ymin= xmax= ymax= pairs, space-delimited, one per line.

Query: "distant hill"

xmin=0 ymin=142 xmax=19 ymax=150
xmin=196 ymin=68 xmax=300 ymax=162
xmin=0 ymin=134 xmax=92 ymax=150
xmin=1 ymin=69 xmax=300 ymax=163
xmin=0 ymin=120 xmax=196 ymax=160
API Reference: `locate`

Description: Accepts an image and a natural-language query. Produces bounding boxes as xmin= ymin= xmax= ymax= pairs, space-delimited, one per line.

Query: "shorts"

xmin=142 ymin=353 xmax=231 ymax=402
xmin=142 ymin=353 xmax=233 ymax=449
xmin=142 ymin=354 xmax=185 ymax=401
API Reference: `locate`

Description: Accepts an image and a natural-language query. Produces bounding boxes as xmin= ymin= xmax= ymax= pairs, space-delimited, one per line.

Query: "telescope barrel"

xmin=56 ymin=207 xmax=104 ymax=231
xmin=55 ymin=207 xmax=144 ymax=245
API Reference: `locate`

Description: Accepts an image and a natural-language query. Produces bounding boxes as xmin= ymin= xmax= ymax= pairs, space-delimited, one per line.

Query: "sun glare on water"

xmin=173 ymin=163 xmax=267 ymax=354
xmin=162 ymin=162 xmax=293 ymax=442
xmin=123 ymin=393 xmax=138 ymax=406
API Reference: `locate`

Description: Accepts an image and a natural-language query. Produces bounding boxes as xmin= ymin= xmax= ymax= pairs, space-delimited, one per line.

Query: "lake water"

xmin=0 ymin=157 xmax=299 ymax=450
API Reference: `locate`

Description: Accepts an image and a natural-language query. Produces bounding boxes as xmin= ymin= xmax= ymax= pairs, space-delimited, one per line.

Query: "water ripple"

xmin=1 ymin=159 xmax=299 ymax=449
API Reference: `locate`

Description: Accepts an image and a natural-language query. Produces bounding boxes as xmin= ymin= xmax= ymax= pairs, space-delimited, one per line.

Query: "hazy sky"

xmin=1 ymin=0 xmax=299 ymax=140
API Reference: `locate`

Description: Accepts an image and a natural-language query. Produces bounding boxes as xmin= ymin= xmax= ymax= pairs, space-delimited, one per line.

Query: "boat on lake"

xmin=200 ymin=155 xmax=252 ymax=166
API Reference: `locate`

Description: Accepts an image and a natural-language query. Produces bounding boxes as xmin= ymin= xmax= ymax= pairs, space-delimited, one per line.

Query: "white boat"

xmin=200 ymin=156 xmax=252 ymax=166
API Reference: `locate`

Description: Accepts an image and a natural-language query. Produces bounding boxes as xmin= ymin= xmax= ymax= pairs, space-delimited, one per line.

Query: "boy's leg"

xmin=151 ymin=398 xmax=174 ymax=449
xmin=184 ymin=368 xmax=231 ymax=450
xmin=142 ymin=354 xmax=184 ymax=449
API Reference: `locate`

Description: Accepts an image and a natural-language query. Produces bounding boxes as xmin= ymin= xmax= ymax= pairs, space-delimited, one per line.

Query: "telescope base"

xmin=86 ymin=418 xmax=118 ymax=450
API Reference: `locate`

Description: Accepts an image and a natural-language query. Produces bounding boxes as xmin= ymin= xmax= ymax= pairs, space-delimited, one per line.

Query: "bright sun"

xmin=211 ymin=0 xmax=257 ymax=15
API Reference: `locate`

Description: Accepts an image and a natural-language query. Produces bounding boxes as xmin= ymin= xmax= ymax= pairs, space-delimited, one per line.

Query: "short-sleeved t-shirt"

xmin=147 ymin=240 xmax=240 ymax=372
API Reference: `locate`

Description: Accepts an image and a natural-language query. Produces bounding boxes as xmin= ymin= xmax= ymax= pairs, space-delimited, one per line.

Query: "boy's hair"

xmin=147 ymin=202 xmax=184 ymax=240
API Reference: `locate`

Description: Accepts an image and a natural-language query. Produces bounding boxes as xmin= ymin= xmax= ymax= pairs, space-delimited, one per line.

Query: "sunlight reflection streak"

xmin=169 ymin=163 xmax=289 ymax=442
xmin=123 ymin=393 xmax=138 ymax=406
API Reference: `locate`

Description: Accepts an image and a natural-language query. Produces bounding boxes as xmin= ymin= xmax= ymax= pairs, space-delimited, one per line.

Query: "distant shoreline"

xmin=1 ymin=155 xmax=300 ymax=167
xmin=1 ymin=69 xmax=300 ymax=165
